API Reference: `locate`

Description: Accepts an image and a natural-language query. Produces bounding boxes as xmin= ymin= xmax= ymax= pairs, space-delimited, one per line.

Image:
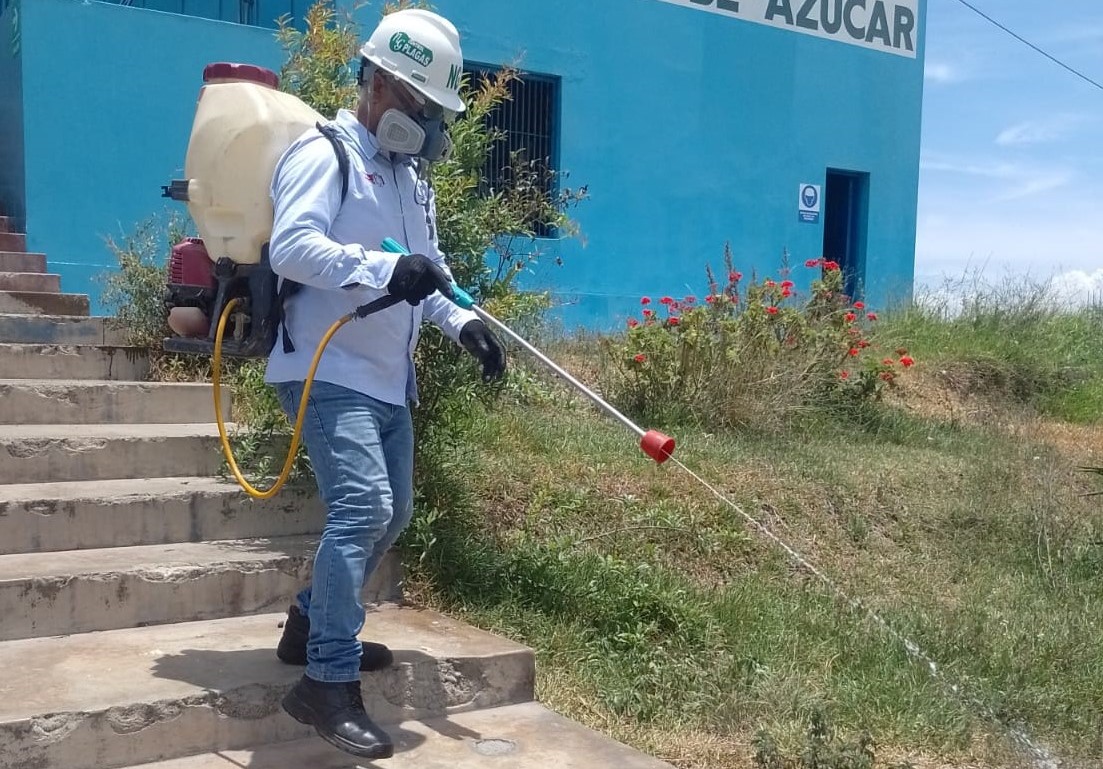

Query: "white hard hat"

xmin=359 ymin=9 xmax=465 ymax=115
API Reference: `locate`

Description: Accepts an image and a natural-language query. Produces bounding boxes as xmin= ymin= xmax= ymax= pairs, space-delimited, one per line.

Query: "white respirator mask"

xmin=376 ymin=109 xmax=453 ymax=162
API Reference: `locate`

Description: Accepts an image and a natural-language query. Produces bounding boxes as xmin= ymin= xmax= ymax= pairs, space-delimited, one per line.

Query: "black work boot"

xmin=282 ymin=674 xmax=394 ymax=759
xmin=277 ymin=605 xmax=394 ymax=672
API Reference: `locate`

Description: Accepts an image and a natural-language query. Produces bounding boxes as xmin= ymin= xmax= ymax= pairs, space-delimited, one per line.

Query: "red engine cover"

xmin=169 ymin=238 xmax=214 ymax=288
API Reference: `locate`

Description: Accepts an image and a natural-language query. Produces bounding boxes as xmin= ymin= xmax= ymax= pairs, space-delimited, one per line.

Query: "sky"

xmin=917 ymin=0 xmax=1103 ymax=303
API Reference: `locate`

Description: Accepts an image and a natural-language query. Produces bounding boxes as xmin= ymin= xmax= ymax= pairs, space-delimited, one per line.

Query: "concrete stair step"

xmin=0 ymin=477 xmax=323 ymax=555
xmin=0 ymin=290 xmax=91 ymax=315
xmin=0 ymin=231 xmax=26 ymax=251
xmin=0 ymin=379 xmax=230 ymax=425
xmin=0 ymin=343 xmax=148 ymax=380
xmin=0 ymin=608 xmax=536 ymax=769
xmin=0 ymin=250 xmax=46 ymax=272
xmin=0 ymin=271 xmax=60 ymax=292
xmin=0 ymin=536 xmax=403 ymax=641
xmin=120 ymin=702 xmax=674 ymax=769
xmin=0 ymin=313 xmax=128 ymax=344
xmin=0 ymin=423 xmax=232 ymax=484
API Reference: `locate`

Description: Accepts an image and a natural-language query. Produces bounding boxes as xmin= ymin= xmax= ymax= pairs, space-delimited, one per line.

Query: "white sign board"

xmin=653 ymin=0 xmax=920 ymax=59
xmin=798 ymin=183 xmax=821 ymax=223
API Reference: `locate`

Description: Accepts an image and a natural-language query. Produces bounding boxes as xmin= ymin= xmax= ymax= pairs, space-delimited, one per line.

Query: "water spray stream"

xmin=666 ymin=454 xmax=1061 ymax=769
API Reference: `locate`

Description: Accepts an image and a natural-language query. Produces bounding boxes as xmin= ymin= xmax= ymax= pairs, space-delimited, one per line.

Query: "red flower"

xmin=900 ymin=355 xmax=915 ymax=368
xmin=660 ymin=296 xmax=674 ymax=305
xmin=866 ymin=312 xmax=878 ymax=321
xmin=880 ymin=372 xmax=895 ymax=382
xmin=853 ymin=301 xmax=865 ymax=309
xmin=641 ymin=297 xmax=651 ymax=305
xmin=705 ymin=295 xmax=716 ymax=304
xmin=781 ymin=288 xmax=793 ymax=298
xmin=766 ymin=306 xmax=779 ymax=315
xmin=643 ymin=309 xmax=654 ymax=318
xmin=634 ymin=354 xmax=646 ymax=363
xmin=824 ymin=260 xmax=840 ymax=271
xmin=805 ymin=258 xmax=822 ymax=268
xmin=882 ymin=358 xmax=894 ymax=366
xmin=764 ymin=279 xmax=776 ymax=288
xmin=627 ymin=318 xmax=639 ymax=328
xmin=671 ymin=301 xmax=682 ymax=311
xmin=781 ymin=280 xmax=795 ymax=289
xmin=848 ymin=348 xmax=859 ymax=357
xmin=858 ymin=339 xmax=871 ymax=348
xmin=729 ymin=271 xmax=742 ymax=283
xmin=684 ymin=295 xmax=697 ymax=304
xmin=845 ymin=311 xmax=857 ymax=322
xmin=839 ymin=371 xmax=850 ymax=380
xmin=668 ymin=317 xmax=681 ymax=326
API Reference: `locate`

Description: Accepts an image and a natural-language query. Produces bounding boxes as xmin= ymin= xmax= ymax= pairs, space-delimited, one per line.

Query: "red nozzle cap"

xmin=202 ymin=62 xmax=279 ymax=89
xmin=640 ymin=430 xmax=675 ymax=464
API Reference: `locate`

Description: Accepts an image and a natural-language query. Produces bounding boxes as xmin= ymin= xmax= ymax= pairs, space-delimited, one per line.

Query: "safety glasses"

xmin=386 ymin=74 xmax=445 ymax=122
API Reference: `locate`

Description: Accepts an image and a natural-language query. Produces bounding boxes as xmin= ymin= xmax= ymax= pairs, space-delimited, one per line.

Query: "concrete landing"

xmin=0 ymin=608 xmax=536 ymax=769
xmin=118 ymin=701 xmax=674 ymax=769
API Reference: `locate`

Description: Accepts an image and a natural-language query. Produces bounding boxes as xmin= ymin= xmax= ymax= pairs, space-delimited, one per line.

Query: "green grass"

xmin=401 ymin=364 xmax=1103 ymax=768
xmin=877 ymin=279 xmax=1103 ymax=424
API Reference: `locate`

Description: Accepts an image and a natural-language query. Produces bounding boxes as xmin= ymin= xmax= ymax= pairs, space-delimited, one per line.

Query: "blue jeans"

xmin=274 ymin=380 xmax=414 ymax=683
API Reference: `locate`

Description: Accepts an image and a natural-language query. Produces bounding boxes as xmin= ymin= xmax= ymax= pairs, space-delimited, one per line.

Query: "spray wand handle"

xmin=381 ymin=238 xmax=475 ymax=309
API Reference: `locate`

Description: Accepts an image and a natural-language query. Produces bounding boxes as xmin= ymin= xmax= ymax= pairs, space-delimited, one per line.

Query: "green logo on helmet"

xmin=389 ymin=32 xmax=433 ymax=68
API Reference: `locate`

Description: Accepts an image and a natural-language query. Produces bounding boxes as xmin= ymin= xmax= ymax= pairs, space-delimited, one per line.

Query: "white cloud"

xmin=924 ymin=61 xmax=962 ymax=84
xmin=993 ymin=169 xmax=1074 ymax=201
xmin=995 ymin=115 xmax=1087 ymax=147
xmin=919 ymin=154 xmax=1075 ymax=202
xmin=1048 ymin=269 xmax=1103 ymax=309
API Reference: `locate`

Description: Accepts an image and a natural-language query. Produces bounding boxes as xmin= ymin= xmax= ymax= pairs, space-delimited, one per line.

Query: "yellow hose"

xmin=213 ymin=297 xmax=351 ymax=499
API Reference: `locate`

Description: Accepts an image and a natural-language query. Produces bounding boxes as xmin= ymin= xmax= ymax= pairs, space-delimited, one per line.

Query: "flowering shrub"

xmin=600 ymin=247 xmax=916 ymax=429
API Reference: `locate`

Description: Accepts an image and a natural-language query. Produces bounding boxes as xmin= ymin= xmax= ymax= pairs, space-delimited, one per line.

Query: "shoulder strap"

xmin=277 ymin=123 xmax=351 ymax=355
xmin=315 ymin=121 xmax=350 ymax=203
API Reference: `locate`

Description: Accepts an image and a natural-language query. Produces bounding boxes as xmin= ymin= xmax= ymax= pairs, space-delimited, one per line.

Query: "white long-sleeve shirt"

xmin=263 ymin=109 xmax=477 ymax=405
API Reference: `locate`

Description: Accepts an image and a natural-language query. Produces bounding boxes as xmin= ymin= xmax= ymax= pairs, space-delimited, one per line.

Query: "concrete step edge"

xmin=0 ymin=609 xmax=537 ymax=769
xmin=111 ymin=702 xmax=675 ymax=769
xmin=0 ymin=477 xmax=323 ymax=555
xmin=0 ymin=422 xmax=231 ymax=439
xmin=0 ymin=536 xmax=403 ymax=641
xmin=0 ymin=475 xmax=245 ymax=503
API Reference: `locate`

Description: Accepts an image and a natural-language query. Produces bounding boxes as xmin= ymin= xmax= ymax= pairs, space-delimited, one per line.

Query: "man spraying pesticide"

xmin=161 ymin=8 xmax=674 ymax=760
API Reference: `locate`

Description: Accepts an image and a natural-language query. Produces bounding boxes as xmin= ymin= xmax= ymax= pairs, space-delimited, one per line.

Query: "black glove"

xmin=387 ymin=253 xmax=454 ymax=306
xmin=459 ymin=319 xmax=506 ymax=382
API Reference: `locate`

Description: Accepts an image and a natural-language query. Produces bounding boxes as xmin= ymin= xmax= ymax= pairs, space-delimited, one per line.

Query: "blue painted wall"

xmin=18 ymin=0 xmax=284 ymax=306
xmin=394 ymin=0 xmax=927 ymax=327
xmin=14 ymin=0 xmax=925 ymax=327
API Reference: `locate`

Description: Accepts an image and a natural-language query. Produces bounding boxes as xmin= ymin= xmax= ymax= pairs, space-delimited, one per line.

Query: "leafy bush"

xmin=99 ymin=211 xmax=219 ymax=382
xmin=599 ymin=249 xmax=915 ymax=431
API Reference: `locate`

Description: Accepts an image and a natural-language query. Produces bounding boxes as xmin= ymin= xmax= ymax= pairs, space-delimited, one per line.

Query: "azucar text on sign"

xmin=655 ymin=0 xmax=920 ymax=59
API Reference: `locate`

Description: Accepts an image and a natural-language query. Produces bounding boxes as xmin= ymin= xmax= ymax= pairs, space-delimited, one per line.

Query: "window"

xmin=464 ymin=64 xmax=560 ymax=237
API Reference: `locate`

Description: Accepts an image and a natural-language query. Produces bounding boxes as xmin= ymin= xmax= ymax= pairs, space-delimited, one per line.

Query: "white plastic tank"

xmin=183 ymin=62 xmax=325 ymax=265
